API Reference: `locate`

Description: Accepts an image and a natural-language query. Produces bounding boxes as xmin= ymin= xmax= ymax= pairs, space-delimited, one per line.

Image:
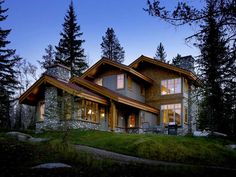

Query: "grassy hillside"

xmin=1 ymin=130 xmax=236 ymax=177
xmin=35 ymin=129 xmax=236 ymax=168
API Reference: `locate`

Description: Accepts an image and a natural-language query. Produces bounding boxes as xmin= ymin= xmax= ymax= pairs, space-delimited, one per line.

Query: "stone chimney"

xmin=176 ymin=55 xmax=195 ymax=73
xmin=45 ymin=64 xmax=71 ymax=82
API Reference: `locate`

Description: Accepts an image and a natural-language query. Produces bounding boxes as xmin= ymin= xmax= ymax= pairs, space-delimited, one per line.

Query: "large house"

xmin=19 ymin=55 xmax=200 ymax=135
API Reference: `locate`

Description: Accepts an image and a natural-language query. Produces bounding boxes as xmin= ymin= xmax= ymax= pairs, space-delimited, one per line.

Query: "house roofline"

xmin=19 ymin=74 xmax=108 ymax=105
xmin=129 ymin=55 xmax=201 ymax=85
xmin=80 ymin=57 xmax=154 ymax=84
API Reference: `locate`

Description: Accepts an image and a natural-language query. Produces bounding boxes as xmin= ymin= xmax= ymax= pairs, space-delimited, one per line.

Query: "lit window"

xmin=39 ymin=101 xmax=45 ymax=121
xmin=161 ymin=103 xmax=181 ymax=126
xmin=117 ymin=74 xmax=124 ymax=89
xmin=128 ymin=114 xmax=136 ymax=128
xmin=161 ymin=78 xmax=181 ymax=95
xmin=77 ymin=99 xmax=99 ymax=123
xmin=95 ymin=78 xmax=103 ymax=86
xmin=128 ymin=76 xmax=132 ymax=90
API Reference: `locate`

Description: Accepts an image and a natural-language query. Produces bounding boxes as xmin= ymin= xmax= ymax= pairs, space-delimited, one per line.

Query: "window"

xmin=128 ymin=76 xmax=132 ymax=90
xmin=128 ymin=114 xmax=136 ymax=128
xmin=161 ymin=103 xmax=181 ymax=126
xmin=95 ymin=78 xmax=103 ymax=86
xmin=77 ymin=99 xmax=99 ymax=123
xmin=38 ymin=101 xmax=45 ymax=121
xmin=117 ymin=74 xmax=124 ymax=89
xmin=161 ymin=78 xmax=181 ymax=95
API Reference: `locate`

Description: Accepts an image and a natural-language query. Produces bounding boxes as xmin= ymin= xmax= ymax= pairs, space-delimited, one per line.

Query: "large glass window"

xmin=161 ymin=78 xmax=181 ymax=95
xmin=77 ymin=99 xmax=99 ymax=123
xmin=161 ymin=103 xmax=181 ymax=126
xmin=117 ymin=74 xmax=124 ymax=89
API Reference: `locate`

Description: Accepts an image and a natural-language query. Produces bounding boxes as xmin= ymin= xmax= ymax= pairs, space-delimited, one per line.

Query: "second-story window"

xmin=117 ymin=74 xmax=124 ymax=89
xmin=95 ymin=78 xmax=103 ymax=86
xmin=161 ymin=78 xmax=181 ymax=95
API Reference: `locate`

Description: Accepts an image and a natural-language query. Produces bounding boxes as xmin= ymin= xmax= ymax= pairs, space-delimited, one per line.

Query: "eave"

xmin=71 ymin=77 xmax=159 ymax=114
xmin=80 ymin=58 xmax=154 ymax=84
xmin=19 ymin=75 xmax=108 ymax=105
xmin=130 ymin=55 xmax=201 ymax=86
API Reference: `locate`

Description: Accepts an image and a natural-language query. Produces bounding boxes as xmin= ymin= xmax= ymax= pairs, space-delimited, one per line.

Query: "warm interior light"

xmin=88 ymin=109 xmax=92 ymax=114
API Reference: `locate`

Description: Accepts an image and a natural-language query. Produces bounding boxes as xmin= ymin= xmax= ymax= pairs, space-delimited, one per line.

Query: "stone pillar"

xmin=188 ymin=81 xmax=193 ymax=134
xmin=43 ymin=86 xmax=60 ymax=129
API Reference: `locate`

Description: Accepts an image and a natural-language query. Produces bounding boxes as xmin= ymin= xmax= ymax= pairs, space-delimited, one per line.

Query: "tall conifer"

xmin=0 ymin=0 xmax=19 ymax=128
xmin=154 ymin=42 xmax=166 ymax=62
xmin=101 ymin=28 xmax=125 ymax=63
xmin=55 ymin=1 xmax=88 ymax=76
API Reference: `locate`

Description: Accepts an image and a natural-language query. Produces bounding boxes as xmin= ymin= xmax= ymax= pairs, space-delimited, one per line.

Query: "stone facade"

xmin=176 ymin=55 xmax=195 ymax=73
xmin=45 ymin=64 xmax=71 ymax=81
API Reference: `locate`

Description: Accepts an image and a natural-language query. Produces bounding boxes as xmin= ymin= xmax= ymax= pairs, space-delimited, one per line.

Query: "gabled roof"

xmin=71 ymin=77 xmax=159 ymax=114
xmin=129 ymin=55 xmax=200 ymax=85
xmin=19 ymin=74 xmax=108 ymax=106
xmin=80 ymin=57 xmax=154 ymax=84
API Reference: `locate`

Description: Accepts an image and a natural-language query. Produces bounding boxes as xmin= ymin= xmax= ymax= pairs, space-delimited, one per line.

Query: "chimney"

xmin=176 ymin=55 xmax=195 ymax=73
xmin=45 ymin=64 xmax=71 ymax=82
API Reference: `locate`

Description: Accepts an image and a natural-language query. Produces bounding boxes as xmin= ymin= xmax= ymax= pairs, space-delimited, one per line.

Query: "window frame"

xmin=161 ymin=103 xmax=182 ymax=126
xmin=161 ymin=78 xmax=182 ymax=95
xmin=117 ymin=74 xmax=125 ymax=89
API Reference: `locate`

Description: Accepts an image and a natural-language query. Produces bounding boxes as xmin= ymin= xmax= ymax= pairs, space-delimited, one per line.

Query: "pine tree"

xmin=154 ymin=42 xmax=167 ymax=62
xmin=172 ymin=54 xmax=182 ymax=66
xmin=38 ymin=44 xmax=55 ymax=70
xmin=197 ymin=2 xmax=229 ymax=134
xmin=0 ymin=0 xmax=20 ymax=128
xmin=55 ymin=1 xmax=88 ymax=76
xmin=101 ymin=27 xmax=125 ymax=63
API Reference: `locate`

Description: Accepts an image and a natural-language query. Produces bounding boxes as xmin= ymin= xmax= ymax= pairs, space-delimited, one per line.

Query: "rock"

xmin=226 ymin=144 xmax=236 ymax=150
xmin=193 ymin=131 xmax=209 ymax=137
xmin=6 ymin=131 xmax=32 ymax=141
xmin=6 ymin=131 xmax=49 ymax=143
xmin=32 ymin=163 xmax=72 ymax=169
xmin=28 ymin=137 xmax=49 ymax=143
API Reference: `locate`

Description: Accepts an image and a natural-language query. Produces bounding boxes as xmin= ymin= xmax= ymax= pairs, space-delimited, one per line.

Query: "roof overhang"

xmin=130 ymin=55 xmax=201 ymax=86
xmin=19 ymin=75 xmax=108 ymax=106
xmin=71 ymin=77 xmax=159 ymax=114
xmin=80 ymin=58 xmax=154 ymax=84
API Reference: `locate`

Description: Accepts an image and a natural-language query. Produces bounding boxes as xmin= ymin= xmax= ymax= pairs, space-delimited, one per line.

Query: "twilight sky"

xmin=3 ymin=0 xmax=200 ymax=68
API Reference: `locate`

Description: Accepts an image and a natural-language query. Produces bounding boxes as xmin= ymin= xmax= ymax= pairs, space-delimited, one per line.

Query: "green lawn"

xmin=1 ymin=130 xmax=236 ymax=177
xmin=34 ymin=129 xmax=236 ymax=168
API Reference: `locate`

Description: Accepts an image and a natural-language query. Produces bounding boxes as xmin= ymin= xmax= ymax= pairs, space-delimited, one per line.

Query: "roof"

xmin=19 ymin=74 xmax=108 ymax=105
xmin=71 ymin=77 xmax=159 ymax=114
xmin=80 ymin=57 xmax=154 ymax=84
xmin=129 ymin=55 xmax=201 ymax=85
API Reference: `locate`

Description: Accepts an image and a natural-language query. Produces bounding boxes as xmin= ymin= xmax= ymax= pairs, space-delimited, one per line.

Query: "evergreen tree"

xmin=154 ymin=42 xmax=166 ymax=62
xmin=38 ymin=44 xmax=55 ymax=70
xmin=0 ymin=0 xmax=20 ymax=128
xmin=172 ymin=54 xmax=182 ymax=66
xmin=101 ymin=27 xmax=125 ymax=63
xmin=197 ymin=2 xmax=229 ymax=134
xmin=146 ymin=0 xmax=236 ymax=136
xmin=55 ymin=1 xmax=88 ymax=76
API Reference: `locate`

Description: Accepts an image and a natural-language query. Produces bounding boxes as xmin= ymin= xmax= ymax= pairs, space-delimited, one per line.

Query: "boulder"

xmin=32 ymin=163 xmax=72 ymax=169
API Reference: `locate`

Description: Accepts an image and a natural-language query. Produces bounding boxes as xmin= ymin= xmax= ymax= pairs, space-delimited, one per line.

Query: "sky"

xmin=3 ymin=0 xmax=200 ymax=69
